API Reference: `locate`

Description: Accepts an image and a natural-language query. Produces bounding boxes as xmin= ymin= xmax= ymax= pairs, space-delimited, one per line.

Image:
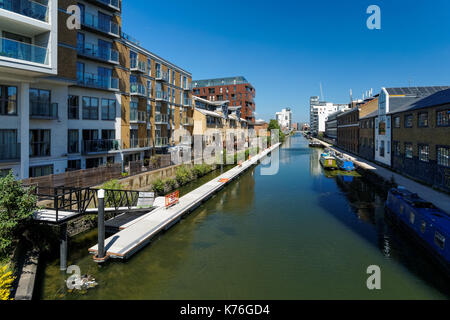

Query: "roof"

xmin=192 ymin=76 xmax=251 ymax=88
xmin=385 ymin=86 xmax=450 ymax=96
xmin=193 ymin=96 xmax=229 ymax=107
xmin=388 ymin=88 xmax=450 ymax=114
xmin=195 ymin=108 xmax=224 ymax=119
xmin=360 ymin=109 xmax=378 ymax=120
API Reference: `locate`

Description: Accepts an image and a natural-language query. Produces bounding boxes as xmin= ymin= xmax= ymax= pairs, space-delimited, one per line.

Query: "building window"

xmin=418 ymin=144 xmax=429 ymax=162
xmin=29 ymin=165 xmax=53 ymax=178
xmin=380 ymin=140 xmax=385 ymax=157
xmin=147 ymin=58 xmax=151 ymax=76
xmin=30 ymin=129 xmax=50 ymax=157
xmin=0 ymin=85 xmax=17 ymax=115
xmin=394 ymin=116 xmax=401 ymax=128
xmin=68 ymin=129 xmax=79 ymax=154
xmin=101 ymin=99 xmax=116 ymax=120
xmin=393 ymin=141 xmax=401 ymax=156
xmin=404 ymin=114 xmax=413 ymax=128
xmin=30 ymin=88 xmax=51 ymax=115
xmin=405 ymin=143 xmax=413 ymax=159
xmin=68 ymin=95 xmax=79 ymax=119
xmin=82 ymin=97 xmax=99 ymax=120
xmin=0 ymin=169 xmax=11 ymax=178
xmin=437 ymin=146 xmax=449 ymax=167
xmin=418 ymin=112 xmax=428 ymax=127
xmin=67 ymin=160 xmax=81 ymax=171
xmin=436 ymin=109 xmax=449 ymax=127
xmin=102 ymin=130 xmax=115 ymax=141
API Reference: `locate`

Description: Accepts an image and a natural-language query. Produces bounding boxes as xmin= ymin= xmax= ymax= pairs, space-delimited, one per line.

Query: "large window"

xmin=30 ymin=88 xmax=51 ymax=116
xmin=404 ymin=114 xmax=413 ymax=128
xmin=82 ymin=97 xmax=99 ymax=120
xmin=405 ymin=143 xmax=413 ymax=159
xmin=68 ymin=129 xmax=79 ymax=154
xmin=30 ymin=129 xmax=50 ymax=157
xmin=418 ymin=112 xmax=428 ymax=128
xmin=102 ymin=130 xmax=115 ymax=140
xmin=101 ymin=99 xmax=116 ymax=120
xmin=394 ymin=116 xmax=401 ymax=128
xmin=418 ymin=144 xmax=429 ymax=162
xmin=29 ymin=165 xmax=53 ymax=178
xmin=67 ymin=160 xmax=81 ymax=171
xmin=437 ymin=109 xmax=449 ymax=127
xmin=68 ymin=95 xmax=79 ymax=119
xmin=437 ymin=146 xmax=449 ymax=167
xmin=0 ymin=85 xmax=17 ymax=115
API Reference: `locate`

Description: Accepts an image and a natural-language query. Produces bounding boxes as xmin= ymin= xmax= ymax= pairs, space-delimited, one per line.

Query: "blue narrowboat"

xmin=386 ymin=187 xmax=450 ymax=273
xmin=335 ymin=155 xmax=356 ymax=171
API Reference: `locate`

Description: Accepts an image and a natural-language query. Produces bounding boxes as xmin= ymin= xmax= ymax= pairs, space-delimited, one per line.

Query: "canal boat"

xmin=335 ymin=155 xmax=356 ymax=171
xmin=309 ymin=141 xmax=323 ymax=148
xmin=319 ymin=151 xmax=338 ymax=170
xmin=386 ymin=187 xmax=450 ymax=273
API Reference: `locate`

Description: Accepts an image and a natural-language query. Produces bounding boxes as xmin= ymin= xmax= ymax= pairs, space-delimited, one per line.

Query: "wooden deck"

xmin=89 ymin=144 xmax=281 ymax=260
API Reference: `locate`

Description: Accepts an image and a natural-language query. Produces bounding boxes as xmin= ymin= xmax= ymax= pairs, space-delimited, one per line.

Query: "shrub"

xmin=175 ymin=165 xmax=193 ymax=186
xmin=0 ymin=172 xmax=37 ymax=258
xmin=101 ymin=179 xmax=125 ymax=207
xmin=152 ymin=178 xmax=165 ymax=195
xmin=165 ymin=178 xmax=177 ymax=191
xmin=0 ymin=264 xmax=14 ymax=300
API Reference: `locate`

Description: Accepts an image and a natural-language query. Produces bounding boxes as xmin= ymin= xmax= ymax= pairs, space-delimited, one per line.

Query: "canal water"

xmin=36 ymin=134 xmax=450 ymax=300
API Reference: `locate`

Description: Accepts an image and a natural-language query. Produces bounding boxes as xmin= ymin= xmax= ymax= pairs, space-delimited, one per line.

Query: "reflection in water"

xmin=309 ymin=148 xmax=322 ymax=176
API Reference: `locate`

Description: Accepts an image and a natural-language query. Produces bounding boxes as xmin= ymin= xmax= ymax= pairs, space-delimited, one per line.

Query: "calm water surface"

xmin=37 ymin=135 xmax=450 ymax=300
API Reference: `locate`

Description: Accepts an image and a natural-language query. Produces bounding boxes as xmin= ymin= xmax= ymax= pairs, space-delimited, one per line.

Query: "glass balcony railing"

xmin=155 ymin=137 xmax=169 ymax=147
xmin=0 ymin=37 xmax=48 ymax=65
xmin=0 ymin=143 xmax=21 ymax=161
xmin=183 ymin=98 xmax=192 ymax=107
xmin=30 ymin=102 xmax=58 ymax=119
xmin=155 ymin=70 xmax=168 ymax=82
xmin=155 ymin=90 xmax=168 ymax=101
xmin=128 ymin=138 xmax=152 ymax=149
xmin=82 ymin=139 xmax=120 ymax=154
xmin=0 ymin=0 xmax=49 ymax=22
xmin=83 ymin=12 xmax=119 ymax=36
xmin=182 ymin=118 xmax=194 ymax=126
xmin=77 ymin=73 xmax=119 ymax=91
xmin=155 ymin=114 xmax=169 ymax=124
xmin=130 ymin=59 xmax=146 ymax=73
xmin=130 ymin=83 xmax=146 ymax=96
xmin=77 ymin=43 xmax=119 ymax=63
xmin=96 ymin=0 xmax=120 ymax=10
xmin=130 ymin=110 xmax=146 ymax=123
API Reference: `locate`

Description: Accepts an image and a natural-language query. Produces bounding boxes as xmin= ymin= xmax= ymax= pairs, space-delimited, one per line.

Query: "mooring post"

xmin=59 ymin=223 xmax=68 ymax=271
xmin=97 ymin=189 xmax=105 ymax=260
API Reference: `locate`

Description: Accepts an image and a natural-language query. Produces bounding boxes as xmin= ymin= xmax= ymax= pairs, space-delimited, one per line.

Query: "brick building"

xmin=192 ymin=76 xmax=255 ymax=123
xmin=337 ymin=108 xmax=359 ymax=154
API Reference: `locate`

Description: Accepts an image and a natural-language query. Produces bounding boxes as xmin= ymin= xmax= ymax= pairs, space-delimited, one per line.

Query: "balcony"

xmin=30 ymin=102 xmax=58 ymax=119
xmin=0 ymin=37 xmax=48 ymax=65
xmin=155 ymin=90 xmax=169 ymax=102
xmin=77 ymin=73 xmax=119 ymax=91
xmin=130 ymin=83 xmax=146 ymax=96
xmin=182 ymin=118 xmax=194 ymax=126
xmin=155 ymin=137 xmax=169 ymax=148
xmin=82 ymin=12 xmax=119 ymax=37
xmin=0 ymin=143 xmax=20 ymax=162
xmin=155 ymin=114 xmax=169 ymax=124
xmin=82 ymin=139 xmax=120 ymax=155
xmin=183 ymin=98 xmax=192 ymax=107
xmin=93 ymin=0 xmax=120 ymax=11
xmin=130 ymin=59 xmax=146 ymax=73
xmin=130 ymin=110 xmax=146 ymax=123
xmin=127 ymin=138 xmax=153 ymax=150
xmin=183 ymin=83 xmax=191 ymax=91
xmin=0 ymin=0 xmax=49 ymax=22
xmin=155 ymin=70 xmax=168 ymax=82
xmin=77 ymin=43 xmax=119 ymax=64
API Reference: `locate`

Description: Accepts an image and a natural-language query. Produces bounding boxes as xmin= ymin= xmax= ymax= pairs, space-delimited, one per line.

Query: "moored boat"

xmin=319 ymin=151 xmax=338 ymax=170
xmin=309 ymin=141 xmax=322 ymax=148
xmin=335 ymin=155 xmax=355 ymax=171
xmin=386 ymin=187 xmax=450 ymax=273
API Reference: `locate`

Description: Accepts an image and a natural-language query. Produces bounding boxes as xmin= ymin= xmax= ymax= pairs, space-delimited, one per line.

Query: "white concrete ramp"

xmin=89 ymin=144 xmax=280 ymax=259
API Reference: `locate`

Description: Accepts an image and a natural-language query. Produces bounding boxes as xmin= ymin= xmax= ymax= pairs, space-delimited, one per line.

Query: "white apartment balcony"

xmin=154 ymin=114 xmax=168 ymax=124
xmin=130 ymin=110 xmax=146 ymax=124
xmin=89 ymin=0 xmax=120 ymax=12
xmin=0 ymin=0 xmax=50 ymax=25
xmin=155 ymin=90 xmax=169 ymax=102
xmin=77 ymin=42 xmax=119 ymax=64
xmin=0 ymin=37 xmax=49 ymax=65
xmin=130 ymin=58 xmax=146 ymax=73
xmin=82 ymin=139 xmax=121 ymax=155
xmin=130 ymin=83 xmax=146 ymax=97
xmin=126 ymin=138 xmax=153 ymax=151
xmin=155 ymin=70 xmax=168 ymax=82
xmin=77 ymin=72 xmax=119 ymax=91
xmin=82 ymin=12 xmax=119 ymax=37
xmin=183 ymin=83 xmax=191 ymax=91
xmin=155 ymin=137 xmax=169 ymax=148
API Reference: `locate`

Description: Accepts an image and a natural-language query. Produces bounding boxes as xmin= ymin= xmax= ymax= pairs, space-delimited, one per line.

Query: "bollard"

xmin=97 ymin=189 xmax=105 ymax=260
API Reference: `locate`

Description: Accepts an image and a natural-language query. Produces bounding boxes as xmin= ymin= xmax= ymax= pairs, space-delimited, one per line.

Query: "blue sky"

xmin=122 ymin=0 xmax=450 ymax=123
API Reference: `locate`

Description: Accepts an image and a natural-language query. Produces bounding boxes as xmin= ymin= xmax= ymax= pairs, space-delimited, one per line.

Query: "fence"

xmin=128 ymin=154 xmax=173 ymax=176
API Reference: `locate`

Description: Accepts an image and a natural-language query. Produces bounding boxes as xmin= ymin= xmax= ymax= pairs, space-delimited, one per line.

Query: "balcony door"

xmin=98 ymin=67 xmax=111 ymax=88
xmin=83 ymin=130 xmax=98 ymax=142
xmin=98 ymin=39 xmax=111 ymax=61
xmin=98 ymin=12 xmax=111 ymax=33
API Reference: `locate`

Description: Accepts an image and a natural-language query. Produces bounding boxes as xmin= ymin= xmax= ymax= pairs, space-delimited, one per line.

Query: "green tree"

xmin=0 ymin=172 xmax=37 ymax=257
xmin=268 ymin=119 xmax=285 ymax=144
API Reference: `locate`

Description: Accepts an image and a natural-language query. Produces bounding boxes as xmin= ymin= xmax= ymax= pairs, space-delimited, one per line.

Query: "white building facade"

xmin=276 ymin=108 xmax=292 ymax=130
xmin=374 ymin=88 xmax=392 ymax=166
xmin=310 ymin=100 xmax=348 ymax=134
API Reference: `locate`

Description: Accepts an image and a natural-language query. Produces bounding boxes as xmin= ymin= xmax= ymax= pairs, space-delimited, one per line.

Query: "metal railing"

xmin=96 ymin=0 xmax=120 ymax=10
xmin=155 ymin=114 xmax=169 ymax=124
xmin=155 ymin=137 xmax=169 ymax=147
xmin=0 ymin=37 xmax=48 ymax=65
xmin=77 ymin=43 xmax=119 ymax=63
xmin=183 ymin=98 xmax=192 ymax=107
xmin=130 ymin=110 xmax=146 ymax=123
xmin=83 ymin=12 xmax=119 ymax=36
xmin=0 ymin=143 xmax=20 ymax=161
xmin=30 ymin=102 xmax=58 ymax=119
xmin=130 ymin=59 xmax=146 ymax=72
xmin=0 ymin=0 xmax=49 ymax=22
xmin=130 ymin=83 xmax=146 ymax=96
xmin=155 ymin=70 xmax=168 ymax=82
xmin=82 ymin=139 xmax=120 ymax=154
xmin=155 ymin=90 xmax=168 ymax=101
xmin=128 ymin=138 xmax=153 ymax=149
xmin=77 ymin=73 xmax=119 ymax=91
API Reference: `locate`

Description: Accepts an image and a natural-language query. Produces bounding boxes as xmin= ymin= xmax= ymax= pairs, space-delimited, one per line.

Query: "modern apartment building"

xmin=309 ymin=98 xmax=348 ymax=135
xmin=192 ymin=76 xmax=255 ymax=123
xmin=0 ymin=0 xmax=193 ymax=179
xmin=276 ymin=108 xmax=292 ymax=131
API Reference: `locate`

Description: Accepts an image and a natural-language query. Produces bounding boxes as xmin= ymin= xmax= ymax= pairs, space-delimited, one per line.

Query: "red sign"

xmin=165 ymin=190 xmax=179 ymax=208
